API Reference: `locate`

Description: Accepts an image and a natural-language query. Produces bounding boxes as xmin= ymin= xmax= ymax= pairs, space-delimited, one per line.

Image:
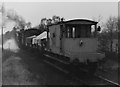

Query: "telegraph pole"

xmin=1 ymin=24 xmax=3 ymax=52
xmin=1 ymin=4 xmax=4 ymax=52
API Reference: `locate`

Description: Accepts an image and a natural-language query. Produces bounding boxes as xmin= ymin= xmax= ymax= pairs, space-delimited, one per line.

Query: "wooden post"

xmin=94 ymin=24 xmax=97 ymax=37
xmin=60 ymin=24 xmax=64 ymax=53
xmin=110 ymin=28 xmax=113 ymax=52
xmin=46 ymin=26 xmax=49 ymax=51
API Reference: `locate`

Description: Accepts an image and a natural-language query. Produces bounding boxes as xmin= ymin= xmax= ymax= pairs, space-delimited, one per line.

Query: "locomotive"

xmin=17 ymin=18 xmax=105 ymax=73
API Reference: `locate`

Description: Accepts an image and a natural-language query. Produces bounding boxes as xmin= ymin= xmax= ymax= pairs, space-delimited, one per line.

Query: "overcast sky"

xmin=0 ymin=2 xmax=118 ymax=33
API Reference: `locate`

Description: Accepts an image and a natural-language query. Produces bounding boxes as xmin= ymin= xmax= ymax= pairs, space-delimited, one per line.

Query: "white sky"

xmin=0 ymin=1 xmax=118 ymax=34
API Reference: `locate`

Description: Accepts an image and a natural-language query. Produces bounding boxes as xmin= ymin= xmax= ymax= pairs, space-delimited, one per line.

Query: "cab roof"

xmin=48 ymin=19 xmax=98 ymax=26
xmin=65 ymin=19 xmax=98 ymax=25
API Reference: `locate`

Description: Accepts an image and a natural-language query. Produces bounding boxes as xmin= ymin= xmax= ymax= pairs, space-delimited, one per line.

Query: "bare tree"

xmin=92 ymin=15 xmax=103 ymax=26
xmin=105 ymin=16 xmax=118 ymax=52
xmin=26 ymin=22 xmax=32 ymax=29
xmin=98 ymin=16 xmax=118 ymax=53
xmin=39 ymin=15 xmax=65 ymax=32
xmin=39 ymin=18 xmax=47 ymax=31
xmin=47 ymin=18 xmax=52 ymax=25
xmin=41 ymin=18 xmax=47 ymax=25
xmin=105 ymin=16 xmax=118 ymax=32
xmin=52 ymin=15 xmax=60 ymax=24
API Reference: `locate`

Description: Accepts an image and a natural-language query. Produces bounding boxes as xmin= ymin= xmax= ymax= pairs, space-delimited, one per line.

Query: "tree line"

xmin=38 ymin=15 xmax=65 ymax=32
xmin=97 ymin=16 xmax=119 ymax=56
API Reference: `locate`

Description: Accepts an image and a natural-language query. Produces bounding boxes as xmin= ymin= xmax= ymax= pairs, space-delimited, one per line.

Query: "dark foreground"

xmin=2 ymin=46 xmax=119 ymax=86
xmin=2 ymin=48 xmax=83 ymax=85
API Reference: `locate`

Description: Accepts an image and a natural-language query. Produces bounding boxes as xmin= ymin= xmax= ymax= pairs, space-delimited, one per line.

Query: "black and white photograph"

xmin=0 ymin=0 xmax=119 ymax=86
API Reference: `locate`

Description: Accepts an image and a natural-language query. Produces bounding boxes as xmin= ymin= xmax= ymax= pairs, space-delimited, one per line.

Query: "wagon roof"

xmin=27 ymin=35 xmax=36 ymax=38
xmin=23 ymin=28 xmax=41 ymax=37
xmin=48 ymin=19 xmax=98 ymax=26
xmin=34 ymin=31 xmax=47 ymax=40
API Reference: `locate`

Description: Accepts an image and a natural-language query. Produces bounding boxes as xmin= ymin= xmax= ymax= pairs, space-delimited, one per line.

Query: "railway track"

xmin=43 ymin=54 xmax=119 ymax=86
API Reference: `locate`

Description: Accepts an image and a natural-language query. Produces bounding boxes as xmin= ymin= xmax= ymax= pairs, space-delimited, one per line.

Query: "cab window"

xmin=64 ymin=24 xmax=92 ymax=38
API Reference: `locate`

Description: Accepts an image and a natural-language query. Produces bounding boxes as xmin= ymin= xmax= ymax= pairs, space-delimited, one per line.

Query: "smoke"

xmin=0 ymin=4 xmax=26 ymax=32
xmin=3 ymin=38 xmax=19 ymax=53
xmin=6 ymin=9 xmax=26 ymax=29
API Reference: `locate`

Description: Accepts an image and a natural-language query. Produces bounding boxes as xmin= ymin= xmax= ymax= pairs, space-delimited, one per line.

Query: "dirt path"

xmin=2 ymin=37 xmax=40 ymax=85
xmin=2 ymin=51 xmax=39 ymax=85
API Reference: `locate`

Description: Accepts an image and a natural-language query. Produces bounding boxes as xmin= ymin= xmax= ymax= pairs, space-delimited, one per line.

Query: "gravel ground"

xmin=95 ymin=59 xmax=119 ymax=85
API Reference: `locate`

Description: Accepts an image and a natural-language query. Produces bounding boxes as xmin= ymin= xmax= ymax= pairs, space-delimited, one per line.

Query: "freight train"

xmin=17 ymin=19 xmax=105 ymax=73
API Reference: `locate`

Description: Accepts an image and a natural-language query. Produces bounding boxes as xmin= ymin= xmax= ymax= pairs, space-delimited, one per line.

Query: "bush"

xmin=97 ymin=33 xmax=110 ymax=53
xmin=2 ymin=49 xmax=14 ymax=62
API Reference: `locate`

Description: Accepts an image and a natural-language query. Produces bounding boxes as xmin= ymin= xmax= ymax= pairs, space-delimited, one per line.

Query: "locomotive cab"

xmin=60 ymin=19 xmax=104 ymax=63
xmin=48 ymin=19 xmax=105 ymax=65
